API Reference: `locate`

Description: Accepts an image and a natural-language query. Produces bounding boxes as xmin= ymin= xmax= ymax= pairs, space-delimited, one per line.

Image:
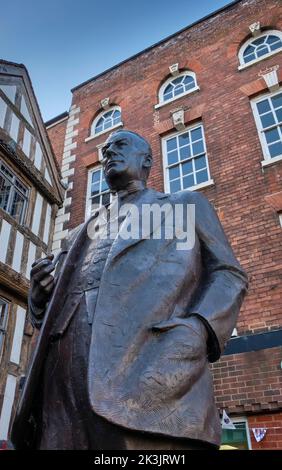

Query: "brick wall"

xmin=248 ymin=412 xmax=282 ymax=449
xmin=47 ymin=0 xmax=282 ymax=335
xmin=47 ymin=118 xmax=68 ymax=167
xmin=212 ymin=347 xmax=282 ymax=414
xmin=47 ymin=0 xmax=282 ymax=448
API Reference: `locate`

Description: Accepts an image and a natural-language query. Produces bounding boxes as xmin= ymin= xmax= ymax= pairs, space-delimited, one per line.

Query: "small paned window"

xmin=86 ymin=167 xmax=111 ymax=217
xmin=252 ymin=90 xmax=282 ymax=162
xmin=163 ymin=124 xmax=211 ymax=192
xmin=92 ymin=108 xmax=122 ymax=136
xmin=239 ymin=31 xmax=282 ymax=68
xmin=0 ymin=161 xmax=28 ymax=223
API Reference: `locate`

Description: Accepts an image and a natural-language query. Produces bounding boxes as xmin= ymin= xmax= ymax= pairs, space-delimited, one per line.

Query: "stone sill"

xmin=261 ymin=155 xmax=282 ymax=168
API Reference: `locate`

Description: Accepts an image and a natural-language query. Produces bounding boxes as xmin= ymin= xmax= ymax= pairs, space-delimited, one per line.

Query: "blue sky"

xmin=1 ymin=0 xmax=233 ymax=121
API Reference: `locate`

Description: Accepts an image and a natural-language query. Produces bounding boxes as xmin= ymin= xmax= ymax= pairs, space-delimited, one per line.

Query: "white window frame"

xmin=156 ymin=71 xmax=199 ymax=109
xmin=251 ymin=88 xmax=282 ymax=168
xmin=85 ymin=166 xmax=111 ymax=220
xmin=0 ymin=298 xmax=10 ymax=364
xmin=86 ymin=106 xmax=123 ymax=141
xmin=0 ymin=160 xmax=29 ymax=224
xmin=238 ymin=30 xmax=282 ymax=70
xmin=162 ymin=123 xmax=214 ymax=194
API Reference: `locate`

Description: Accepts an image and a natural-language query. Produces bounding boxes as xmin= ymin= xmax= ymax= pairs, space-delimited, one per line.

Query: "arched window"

xmin=158 ymin=72 xmax=199 ymax=106
xmin=90 ymin=106 xmax=122 ymax=136
xmin=239 ymin=31 xmax=282 ymax=68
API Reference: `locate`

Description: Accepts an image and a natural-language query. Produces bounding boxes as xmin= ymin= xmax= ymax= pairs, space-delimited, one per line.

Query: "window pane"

xmin=183 ymin=174 xmax=195 ymax=189
xmin=10 ymin=191 xmax=25 ymax=222
xmin=15 ymin=179 xmax=28 ymax=195
xmin=257 ymin=46 xmax=269 ymax=57
xmin=163 ymin=91 xmax=173 ymax=101
xmin=167 ymin=151 xmax=178 ymax=165
xmin=164 ymin=83 xmax=173 ymax=94
xmin=174 ymin=86 xmax=184 ymax=96
xmin=268 ymin=35 xmax=280 ymax=45
xmin=0 ymin=299 xmax=9 ymax=330
xmin=253 ymin=37 xmax=265 ymax=46
xmin=103 ymin=111 xmax=112 ymax=119
xmin=91 ymin=196 xmax=100 ymax=208
xmin=170 ymin=179 xmax=181 ymax=193
xmin=244 ymin=53 xmax=256 ymax=63
xmin=101 ymin=192 xmax=111 ymax=206
xmin=0 ymin=175 xmax=11 ymax=210
xmin=178 ymin=132 xmax=189 ymax=147
xmin=91 ymin=182 xmax=100 ymax=196
xmin=183 ymin=76 xmax=194 ymax=86
xmin=192 ymin=140 xmax=204 ymax=155
xmin=113 ymin=110 xmax=121 ymax=118
xmin=182 ymin=161 xmax=193 ymax=175
xmin=172 ymin=76 xmax=183 ymax=85
xmin=104 ymin=120 xmax=112 ymax=130
xmin=179 ymin=145 xmax=191 ymax=161
xmin=244 ymin=45 xmax=255 ymax=55
xmin=260 ymin=112 xmax=276 ymax=128
xmin=272 ymin=93 xmax=282 ymax=109
xmin=257 ymin=99 xmax=271 ymax=115
xmin=191 ymin=127 xmax=202 ymax=142
xmin=101 ymin=178 xmax=108 ymax=192
xmin=0 ymin=164 xmax=13 ymax=180
xmin=166 ymin=137 xmax=177 ymax=152
xmin=92 ymin=171 xmax=101 ymax=184
xmin=196 ymin=169 xmax=208 ymax=184
xmin=194 ymin=155 xmax=207 ymax=170
xmin=269 ymin=141 xmax=282 ymax=158
xmin=95 ymin=125 xmax=103 ymax=134
xmin=275 ymin=108 xmax=282 ymax=123
xmin=265 ymin=128 xmax=280 ymax=144
xmin=270 ymin=40 xmax=282 ymax=51
xmin=168 ymin=166 xmax=180 ymax=180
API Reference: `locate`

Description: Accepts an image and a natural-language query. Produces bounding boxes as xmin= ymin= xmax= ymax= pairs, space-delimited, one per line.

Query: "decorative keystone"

xmin=169 ymin=63 xmax=179 ymax=76
xmin=249 ymin=22 xmax=261 ymax=36
xmin=171 ymin=108 xmax=185 ymax=131
xmin=259 ymin=65 xmax=280 ymax=92
xmin=100 ymin=98 xmax=110 ymax=109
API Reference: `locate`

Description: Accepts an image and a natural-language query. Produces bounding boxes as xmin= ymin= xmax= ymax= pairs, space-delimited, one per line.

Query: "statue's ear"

xmin=143 ymin=154 xmax=153 ymax=169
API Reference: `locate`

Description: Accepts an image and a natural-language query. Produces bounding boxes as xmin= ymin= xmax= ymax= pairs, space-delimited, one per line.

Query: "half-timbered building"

xmin=0 ymin=60 xmax=64 ymax=442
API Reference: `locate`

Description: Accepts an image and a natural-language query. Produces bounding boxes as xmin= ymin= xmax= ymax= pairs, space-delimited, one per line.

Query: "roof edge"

xmin=71 ymin=0 xmax=242 ymax=93
xmin=45 ymin=111 xmax=69 ymax=128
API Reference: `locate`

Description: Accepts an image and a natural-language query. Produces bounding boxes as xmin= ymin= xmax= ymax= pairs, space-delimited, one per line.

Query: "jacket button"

xmin=88 ymin=279 xmax=94 ymax=285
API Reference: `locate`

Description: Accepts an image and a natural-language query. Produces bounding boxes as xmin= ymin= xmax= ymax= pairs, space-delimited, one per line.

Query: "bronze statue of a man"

xmin=11 ymin=130 xmax=247 ymax=450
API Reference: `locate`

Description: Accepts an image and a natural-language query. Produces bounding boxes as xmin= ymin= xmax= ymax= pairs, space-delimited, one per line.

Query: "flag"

xmin=252 ymin=428 xmax=267 ymax=442
xmin=221 ymin=409 xmax=236 ymax=429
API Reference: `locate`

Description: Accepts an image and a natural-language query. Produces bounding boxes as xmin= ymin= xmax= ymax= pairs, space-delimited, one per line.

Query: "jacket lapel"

xmin=105 ymin=189 xmax=170 ymax=266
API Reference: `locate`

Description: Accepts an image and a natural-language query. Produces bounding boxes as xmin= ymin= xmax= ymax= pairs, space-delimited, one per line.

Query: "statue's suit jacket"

xmin=12 ymin=188 xmax=248 ymax=448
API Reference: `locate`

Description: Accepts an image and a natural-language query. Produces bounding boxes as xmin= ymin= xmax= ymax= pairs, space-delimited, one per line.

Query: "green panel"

xmin=221 ymin=422 xmax=249 ymax=450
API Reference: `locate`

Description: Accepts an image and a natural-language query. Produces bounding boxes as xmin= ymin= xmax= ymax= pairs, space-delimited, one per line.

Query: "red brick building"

xmin=46 ymin=0 xmax=282 ymax=449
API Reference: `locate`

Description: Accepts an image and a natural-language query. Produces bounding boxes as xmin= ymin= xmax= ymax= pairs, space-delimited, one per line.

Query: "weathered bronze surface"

xmin=11 ymin=130 xmax=248 ymax=449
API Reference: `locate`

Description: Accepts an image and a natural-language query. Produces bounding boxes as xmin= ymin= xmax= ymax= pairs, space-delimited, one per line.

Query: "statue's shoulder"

xmin=165 ymin=189 xmax=209 ymax=207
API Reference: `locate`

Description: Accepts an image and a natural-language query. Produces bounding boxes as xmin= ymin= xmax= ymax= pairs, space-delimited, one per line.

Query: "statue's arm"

xmin=29 ymin=224 xmax=82 ymax=330
xmin=28 ymin=237 xmax=69 ymax=330
xmin=187 ymin=192 xmax=248 ymax=362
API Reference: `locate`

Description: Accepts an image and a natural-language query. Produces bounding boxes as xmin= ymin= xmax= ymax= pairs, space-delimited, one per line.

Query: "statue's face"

xmin=101 ymin=131 xmax=149 ymax=190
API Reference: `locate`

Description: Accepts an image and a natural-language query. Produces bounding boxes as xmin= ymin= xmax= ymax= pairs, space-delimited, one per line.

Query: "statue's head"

xmin=101 ymin=130 xmax=153 ymax=191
